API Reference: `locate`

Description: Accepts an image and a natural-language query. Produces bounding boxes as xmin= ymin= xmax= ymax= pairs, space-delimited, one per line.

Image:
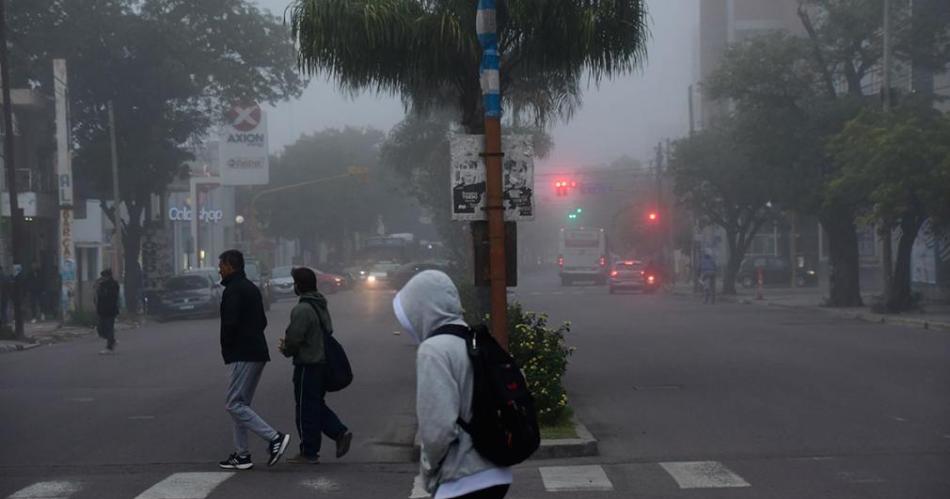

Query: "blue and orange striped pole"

xmin=477 ymin=0 xmax=508 ymax=349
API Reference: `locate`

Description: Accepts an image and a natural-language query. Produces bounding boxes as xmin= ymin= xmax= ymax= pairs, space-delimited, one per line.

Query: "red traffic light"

xmin=648 ymin=212 xmax=658 ymax=222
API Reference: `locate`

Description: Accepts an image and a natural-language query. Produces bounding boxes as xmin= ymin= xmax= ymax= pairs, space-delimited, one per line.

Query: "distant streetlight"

xmin=235 ymin=215 xmax=245 ymax=225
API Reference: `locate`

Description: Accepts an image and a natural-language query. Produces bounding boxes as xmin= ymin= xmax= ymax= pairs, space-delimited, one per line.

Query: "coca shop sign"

xmin=168 ymin=206 xmax=224 ymax=223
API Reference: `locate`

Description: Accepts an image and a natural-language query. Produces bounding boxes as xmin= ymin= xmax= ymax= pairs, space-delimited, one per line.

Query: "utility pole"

xmin=880 ymin=0 xmax=894 ymax=292
xmin=477 ymin=0 xmax=508 ymax=349
xmin=0 ymin=0 xmax=25 ymax=339
xmin=688 ymin=84 xmax=695 ymax=136
xmin=108 ymin=102 xmax=122 ymax=277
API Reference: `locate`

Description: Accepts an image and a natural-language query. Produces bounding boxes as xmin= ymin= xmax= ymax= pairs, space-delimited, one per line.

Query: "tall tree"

xmin=670 ymin=122 xmax=778 ymax=295
xmin=829 ymin=102 xmax=950 ymax=312
xmin=9 ymin=0 xmax=305 ymax=311
xmin=290 ymin=0 xmax=649 ymax=133
xmin=260 ymin=127 xmax=422 ymax=263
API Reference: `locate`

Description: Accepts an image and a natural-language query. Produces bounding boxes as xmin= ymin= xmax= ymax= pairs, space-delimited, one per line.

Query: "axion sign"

xmin=227 ymin=104 xmax=262 ymax=133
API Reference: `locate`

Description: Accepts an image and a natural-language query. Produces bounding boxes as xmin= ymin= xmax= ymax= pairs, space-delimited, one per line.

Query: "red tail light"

xmin=647 ymin=275 xmax=655 ymax=284
xmin=610 ymin=270 xmax=619 ymax=277
xmin=558 ymin=256 xmax=564 ymax=268
xmin=599 ymin=256 xmax=606 ymax=267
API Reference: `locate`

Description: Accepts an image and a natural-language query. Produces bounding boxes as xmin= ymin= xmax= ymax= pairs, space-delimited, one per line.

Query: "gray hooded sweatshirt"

xmin=393 ymin=270 xmax=510 ymax=496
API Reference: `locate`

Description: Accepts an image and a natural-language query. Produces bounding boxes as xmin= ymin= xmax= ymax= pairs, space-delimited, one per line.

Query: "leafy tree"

xmin=9 ymin=0 xmax=304 ymax=311
xmin=290 ymin=0 xmax=648 ymax=133
xmin=829 ymin=102 xmax=950 ymax=312
xmin=259 ymin=127 xmax=422 ymax=263
xmin=670 ymin=122 xmax=778 ymax=295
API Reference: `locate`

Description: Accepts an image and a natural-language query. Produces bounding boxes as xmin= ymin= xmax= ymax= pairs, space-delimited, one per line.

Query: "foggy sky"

xmin=255 ymin=0 xmax=699 ymax=167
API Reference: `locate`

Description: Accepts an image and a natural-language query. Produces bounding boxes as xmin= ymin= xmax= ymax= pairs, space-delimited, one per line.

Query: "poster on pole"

xmin=450 ymin=134 xmax=535 ymax=221
xmin=218 ymin=103 xmax=270 ymax=186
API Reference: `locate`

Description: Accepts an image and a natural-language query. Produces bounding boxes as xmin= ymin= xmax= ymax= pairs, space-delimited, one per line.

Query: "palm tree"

xmin=290 ymin=0 xmax=649 ymax=132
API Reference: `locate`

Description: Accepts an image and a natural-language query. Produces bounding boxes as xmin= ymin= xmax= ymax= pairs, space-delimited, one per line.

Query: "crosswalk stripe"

xmin=8 ymin=481 xmax=81 ymax=499
xmin=539 ymin=465 xmax=614 ymax=492
xmin=659 ymin=461 xmax=750 ymax=489
xmin=301 ymin=478 xmax=341 ymax=492
xmin=133 ymin=472 xmax=234 ymax=499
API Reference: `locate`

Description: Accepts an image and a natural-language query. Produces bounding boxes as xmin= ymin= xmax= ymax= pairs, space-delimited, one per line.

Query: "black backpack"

xmin=307 ymin=301 xmax=353 ymax=392
xmin=431 ymin=324 xmax=540 ymax=466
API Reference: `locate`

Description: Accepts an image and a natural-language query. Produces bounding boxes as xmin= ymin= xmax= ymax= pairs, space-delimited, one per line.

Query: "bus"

xmin=558 ymin=227 xmax=609 ymax=286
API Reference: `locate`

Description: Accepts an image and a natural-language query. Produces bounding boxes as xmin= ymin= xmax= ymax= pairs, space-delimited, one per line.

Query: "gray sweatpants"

xmin=226 ymin=362 xmax=279 ymax=456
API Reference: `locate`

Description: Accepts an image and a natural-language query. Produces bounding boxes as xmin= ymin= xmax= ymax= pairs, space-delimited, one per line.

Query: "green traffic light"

xmin=576 ymin=208 xmax=583 ymax=214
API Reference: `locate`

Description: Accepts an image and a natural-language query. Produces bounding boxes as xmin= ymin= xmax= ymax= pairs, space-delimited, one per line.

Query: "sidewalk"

xmin=672 ymin=283 xmax=950 ymax=332
xmin=0 ymin=318 xmax=143 ymax=353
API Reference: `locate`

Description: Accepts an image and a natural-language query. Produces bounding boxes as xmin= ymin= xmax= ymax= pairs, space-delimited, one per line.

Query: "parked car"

xmin=390 ymin=261 xmax=450 ymax=290
xmin=269 ymin=266 xmax=296 ymax=300
xmin=244 ymin=259 xmax=274 ymax=310
xmin=149 ymin=274 xmax=221 ymax=321
xmin=736 ymin=256 xmax=818 ymax=288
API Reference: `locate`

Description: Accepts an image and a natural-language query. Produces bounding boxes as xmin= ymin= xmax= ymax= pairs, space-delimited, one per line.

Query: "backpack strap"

xmin=427 ymin=324 xmax=484 ymax=434
xmin=304 ymin=300 xmax=333 ymax=337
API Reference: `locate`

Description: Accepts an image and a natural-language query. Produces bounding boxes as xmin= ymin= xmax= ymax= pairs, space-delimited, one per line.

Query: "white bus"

xmin=558 ymin=227 xmax=609 ymax=286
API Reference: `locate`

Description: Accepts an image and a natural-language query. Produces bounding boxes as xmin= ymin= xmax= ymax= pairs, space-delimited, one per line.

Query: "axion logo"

xmin=227 ymin=104 xmax=262 ymax=133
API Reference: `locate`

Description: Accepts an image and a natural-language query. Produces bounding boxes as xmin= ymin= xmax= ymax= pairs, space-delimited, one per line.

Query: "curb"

xmin=0 ymin=342 xmax=43 ymax=354
xmin=412 ymin=418 xmax=599 ymax=463
xmin=733 ymin=297 xmax=950 ymax=332
xmin=531 ymin=419 xmax=599 ymax=460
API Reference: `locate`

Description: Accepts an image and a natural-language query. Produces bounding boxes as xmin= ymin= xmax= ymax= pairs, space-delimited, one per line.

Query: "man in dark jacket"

xmin=279 ymin=267 xmax=352 ymax=464
xmin=217 ymin=249 xmax=290 ymax=471
xmin=94 ymin=269 xmax=120 ymax=354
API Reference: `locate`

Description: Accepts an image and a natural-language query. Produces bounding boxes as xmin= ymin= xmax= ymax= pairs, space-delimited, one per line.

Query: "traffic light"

xmin=647 ymin=211 xmax=658 ymax=222
xmin=554 ymin=179 xmax=579 ymax=197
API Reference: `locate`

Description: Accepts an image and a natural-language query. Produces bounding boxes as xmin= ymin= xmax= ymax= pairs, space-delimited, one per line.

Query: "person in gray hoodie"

xmin=278 ymin=267 xmax=352 ymax=464
xmin=393 ymin=270 xmax=512 ymax=499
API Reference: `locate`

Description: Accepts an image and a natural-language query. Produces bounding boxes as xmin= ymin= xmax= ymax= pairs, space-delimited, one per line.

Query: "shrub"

xmin=507 ymin=302 xmax=574 ymax=425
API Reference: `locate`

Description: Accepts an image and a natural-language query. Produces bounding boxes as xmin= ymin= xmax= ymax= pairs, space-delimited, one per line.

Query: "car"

xmin=736 ymin=256 xmax=818 ymax=288
xmin=150 ymin=274 xmax=221 ymax=321
xmin=608 ymin=260 xmax=646 ymax=294
xmin=244 ymin=259 xmax=274 ymax=310
xmin=390 ymin=261 xmax=450 ymax=290
xmin=269 ymin=266 xmax=296 ymax=300
xmin=314 ymin=269 xmax=347 ymax=294
xmin=353 ymin=260 xmax=403 ymax=289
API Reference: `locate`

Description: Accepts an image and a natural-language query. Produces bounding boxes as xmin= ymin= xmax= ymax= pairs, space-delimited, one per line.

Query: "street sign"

xmin=450 ymin=134 xmax=535 ymax=221
xmin=218 ymin=103 xmax=270 ymax=186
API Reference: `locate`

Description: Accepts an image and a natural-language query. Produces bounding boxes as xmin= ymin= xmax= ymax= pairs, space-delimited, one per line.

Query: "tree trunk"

xmin=821 ymin=210 xmax=863 ymax=307
xmin=122 ymin=203 xmax=144 ymax=315
xmin=885 ymin=214 xmax=925 ymax=313
xmin=722 ymin=230 xmax=739 ymax=295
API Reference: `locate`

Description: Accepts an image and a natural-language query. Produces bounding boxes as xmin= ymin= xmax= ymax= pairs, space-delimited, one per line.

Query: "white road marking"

xmin=539 ymin=465 xmax=614 ymax=492
xmin=659 ymin=461 xmax=751 ymax=489
xmin=890 ymin=416 xmax=908 ymax=422
xmin=9 ymin=481 xmax=81 ymax=498
xmin=408 ymin=475 xmax=430 ymax=498
xmin=301 ymin=478 xmax=340 ymax=492
xmin=134 ymin=472 xmax=234 ymax=499
xmin=836 ymin=471 xmax=885 ymax=484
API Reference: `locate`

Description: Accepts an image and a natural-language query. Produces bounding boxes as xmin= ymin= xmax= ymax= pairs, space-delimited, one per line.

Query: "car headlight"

xmin=359 ymin=270 xmax=366 ymax=276
xmin=806 ymin=270 xmax=816 ymax=275
xmin=367 ymin=275 xmax=377 ymax=283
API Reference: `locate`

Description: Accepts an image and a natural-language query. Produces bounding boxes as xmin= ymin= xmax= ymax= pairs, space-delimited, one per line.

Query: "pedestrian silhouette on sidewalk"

xmin=94 ymin=269 xmax=120 ymax=354
xmin=394 ymin=271 xmax=512 ymax=499
xmin=216 ymin=249 xmax=291 ymax=471
xmin=278 ymin=267 xmax=352 ymax=465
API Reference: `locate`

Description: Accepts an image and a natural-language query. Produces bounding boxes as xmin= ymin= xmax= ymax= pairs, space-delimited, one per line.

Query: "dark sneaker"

xmin=268 ymin=432 xmax=291 ymax=466
xmin=286 ymin=453 xmax=320 ymax=465
xmin=219 ymin=453 xmax=253 ymax=470
xmin=335 ymin=431 xmax=353 ymax=459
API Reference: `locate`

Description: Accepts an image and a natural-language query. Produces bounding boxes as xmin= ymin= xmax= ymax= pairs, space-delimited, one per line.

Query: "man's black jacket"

xmin=220 ymin=270 xmax=270 ymax=364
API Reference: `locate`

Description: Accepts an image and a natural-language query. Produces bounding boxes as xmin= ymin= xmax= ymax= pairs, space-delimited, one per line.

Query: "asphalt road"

xmin=1 ymin=269 xmax=948 ymax=498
